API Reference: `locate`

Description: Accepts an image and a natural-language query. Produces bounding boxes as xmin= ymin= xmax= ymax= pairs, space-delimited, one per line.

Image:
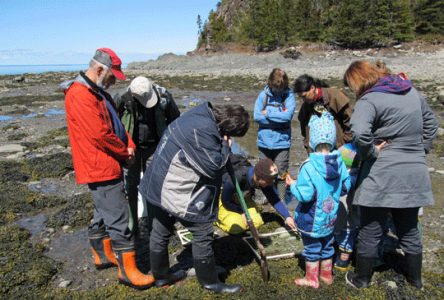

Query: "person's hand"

xmin=285 ymin=173 xmax=295 ymax=186
xmin=285 ymin=217 xmax=296 ymax=231
xmin=224 ymin=135 xmax=232 ymax=148
xmin=375 ymin=141 xmax=387 ymax=153
xmin=126 ymin=147 xmax=136 ymax=166
xmin=242 ymin=213 xmax=249 ymax=229
xmin=261 ymin=109 xmax=267 ymax=116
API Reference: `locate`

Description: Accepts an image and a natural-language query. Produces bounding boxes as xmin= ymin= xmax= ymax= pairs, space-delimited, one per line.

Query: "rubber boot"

xmin=150 ymin=250 xmax=186 ymax=287
xmin=319 ymin=258 xmax=333 ymax=285
xmin=404 ymin=253 xmax=423 ymax=289
xmin=89 ymin=234 xmax=118 ymax=269
xmin=334 ymin=250 xmax=352 ymax=272
xmin=115 ymin=249 xmax=155 ymax=290
xmin=345 ymin=256 xmax=374 ymax=289
xmin=194 ymin=256 xmax=242 ymax=293
xmin=294 ymin=260 xmax=320 ymax=288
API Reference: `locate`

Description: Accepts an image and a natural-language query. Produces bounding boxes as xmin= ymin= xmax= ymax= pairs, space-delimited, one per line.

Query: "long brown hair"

xmin=343 ymin=60 xmax=389 ymax=98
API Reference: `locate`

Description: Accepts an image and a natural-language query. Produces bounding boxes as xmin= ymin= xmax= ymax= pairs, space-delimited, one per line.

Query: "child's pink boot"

xmin=295 ymin=261 xmax=319 ymax=289
xmin=319 ymin=258 xmax=333 ymax=285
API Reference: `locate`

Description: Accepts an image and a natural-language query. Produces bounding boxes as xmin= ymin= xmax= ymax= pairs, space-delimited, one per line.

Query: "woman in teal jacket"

xmin=253 ymin=68 xmax=296 ymax=179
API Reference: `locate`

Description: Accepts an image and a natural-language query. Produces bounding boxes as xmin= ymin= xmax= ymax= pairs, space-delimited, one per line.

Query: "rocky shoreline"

xmin=1 ymin=49 xmax=444 ymax=299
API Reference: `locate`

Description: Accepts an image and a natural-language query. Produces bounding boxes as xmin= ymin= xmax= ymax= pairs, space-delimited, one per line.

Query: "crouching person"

xmin=64 ymin=48 xmax=154 ymax=289
xmin=139 ymin=102 xmax=249 ymax=293
xmin=286 ymin=112 xmax=351 ymax=289
xmin=216 ymin=156 xmax=296 ymax=234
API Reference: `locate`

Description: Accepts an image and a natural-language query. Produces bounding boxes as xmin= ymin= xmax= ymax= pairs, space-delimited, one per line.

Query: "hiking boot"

xmin=89 ymin=234 xmax=118 ymax=269
xmin=334 ymin=250 xmax=352 ymax=272
xmin=404 ymin=253 xmax=423 ymax=289
xmin=195 ymin=256 xmax=242 ymax=293
xmin=294 ymin=260 xmax=320 ymax=289
xmin=345 ymin=256 xmax=374 ymax=289
xmin=150 ymin=249 xmax=186 ymax=287
xmin=319 ymin=258 xmax=333 ymax=285
xmin=115 ymin=248 xmax=155 ymax=290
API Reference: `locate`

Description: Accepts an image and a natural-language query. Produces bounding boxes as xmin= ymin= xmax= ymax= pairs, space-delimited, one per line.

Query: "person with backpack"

xmin=216 ymin=156 xmax=296 ymax=234
xmin=114 ymin=76 xmax=180 ymax=232
xmin=253 ymin=68 xmax=297 ymax=199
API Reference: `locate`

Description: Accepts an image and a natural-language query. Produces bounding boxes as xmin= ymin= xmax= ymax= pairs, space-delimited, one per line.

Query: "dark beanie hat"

xmin=254 ymin=158 xmax=278 ymax=181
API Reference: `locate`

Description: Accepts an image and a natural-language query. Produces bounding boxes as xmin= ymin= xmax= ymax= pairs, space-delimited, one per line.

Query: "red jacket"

xmin=64 ymin=74 xmax=135 ymax=184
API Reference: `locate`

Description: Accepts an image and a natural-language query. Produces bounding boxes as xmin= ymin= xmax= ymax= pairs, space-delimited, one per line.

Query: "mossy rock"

xmin=0 ymin=160 xmax=30 ymax=183
xmin=26 ymin=127 xmax=70 ymax=151
xmin=7 ymin=132 xmax=28 ymax=141
xmin=46 ymin=193 xmax=93 ymax=229
xmin=0 ymin=182 xmax=66 ymax=225
xmin=25 ymin=152 xmax=73 ymax=180
xmin=0 ymin=226 xmax=59 ymax=298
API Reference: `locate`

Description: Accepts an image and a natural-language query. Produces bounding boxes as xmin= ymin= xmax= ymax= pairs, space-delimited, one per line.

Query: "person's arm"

xmin=66 ymin=90 xmax=129 ymax=162
xmin=289 ymin=166 xmax=315 ymax=203
xmin=297 ymin=105 xmax=311 ymax=154
xmin=265 ymin=91 xmax=297 ymax=123
xmin=419 ymin=92 xmax=438 ymax=153
xmin=165 ymin=91 xmax=181 ymax=124
xmin=261 ymin=185 xmax=290 ymax=219
xmin=253 ymin=91 xmax=269 ymax=124
xmin=350 ymin=99 xmax=379 ymax=160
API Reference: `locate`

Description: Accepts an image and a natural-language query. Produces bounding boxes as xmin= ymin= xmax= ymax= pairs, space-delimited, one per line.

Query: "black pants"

xmin=149 ymin=203 xmax=214 ymax=259
xmin=357 ymin=206 xmax=421 ymax=258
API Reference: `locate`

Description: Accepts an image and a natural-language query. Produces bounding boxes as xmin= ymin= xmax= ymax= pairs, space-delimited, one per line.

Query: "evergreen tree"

xmin=390 ymin=0 xmax=415 ymax=42
xmin=415 ymin=0 xmax=444 ymax=35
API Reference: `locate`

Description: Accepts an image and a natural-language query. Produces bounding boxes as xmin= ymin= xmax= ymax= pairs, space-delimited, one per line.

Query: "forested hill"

xmin=196 ymin=0 xmax=444 ymax=52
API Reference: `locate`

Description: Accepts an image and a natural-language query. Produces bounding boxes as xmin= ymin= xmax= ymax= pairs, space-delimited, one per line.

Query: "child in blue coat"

xmin=286 ymin=112 xmax=351 ymax=289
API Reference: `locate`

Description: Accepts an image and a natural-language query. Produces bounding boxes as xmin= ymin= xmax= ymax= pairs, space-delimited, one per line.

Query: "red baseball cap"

xmin=93 ymin=48 xmax=126 ymax=80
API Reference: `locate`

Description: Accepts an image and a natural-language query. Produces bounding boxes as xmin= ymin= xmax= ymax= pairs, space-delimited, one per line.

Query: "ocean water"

xmin=0 ymin=64 xmax=89 ymax=75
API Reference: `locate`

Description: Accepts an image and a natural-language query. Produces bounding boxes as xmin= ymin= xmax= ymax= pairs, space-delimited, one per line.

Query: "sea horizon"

xmin=0 ymin=63 xmax=128 ymax=76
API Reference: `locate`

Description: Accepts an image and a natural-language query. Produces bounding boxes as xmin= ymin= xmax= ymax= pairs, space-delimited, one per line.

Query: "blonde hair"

xmin=343 ymin=60 xmax=389 ymax=98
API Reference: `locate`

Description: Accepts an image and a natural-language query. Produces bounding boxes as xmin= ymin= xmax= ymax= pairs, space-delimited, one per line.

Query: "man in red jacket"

xmin=64 ymin=48 xmax=154 ymax=290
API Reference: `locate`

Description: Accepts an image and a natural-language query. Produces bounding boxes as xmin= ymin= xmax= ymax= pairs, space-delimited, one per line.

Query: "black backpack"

xmin=226 ymin=153 xmax=252 ymax=191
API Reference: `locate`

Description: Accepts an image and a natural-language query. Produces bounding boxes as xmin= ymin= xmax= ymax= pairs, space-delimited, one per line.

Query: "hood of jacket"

xmin=308 ymin=150 xmax=341 ymax=181
xmin=363 ymin=74 xmax=412 ymax=97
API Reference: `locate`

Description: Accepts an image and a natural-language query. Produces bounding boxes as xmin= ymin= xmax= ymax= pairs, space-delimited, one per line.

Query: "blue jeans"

xmin=301 ymin=234 xmax=334 ymax=262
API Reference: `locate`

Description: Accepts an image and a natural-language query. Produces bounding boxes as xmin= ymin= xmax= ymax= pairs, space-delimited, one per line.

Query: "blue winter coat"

xmin=254 ymin=86 xmax=296 ymax=149
xmin=289 ymin=151 xmax=351 ymax=238
xmin=138 ymin=102 xmax=230 ymax=222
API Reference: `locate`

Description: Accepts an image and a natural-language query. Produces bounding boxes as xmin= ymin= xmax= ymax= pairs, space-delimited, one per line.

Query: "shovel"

xmin=226 ymin=158 xmax=270 ymax=282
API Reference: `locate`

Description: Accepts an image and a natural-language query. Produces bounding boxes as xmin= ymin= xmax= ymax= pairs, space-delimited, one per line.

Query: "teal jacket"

xmin=290 ymin=151 xmax=350 ymax=238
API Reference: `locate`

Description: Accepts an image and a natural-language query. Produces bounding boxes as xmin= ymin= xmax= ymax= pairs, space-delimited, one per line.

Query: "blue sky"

xmin=0 ymin=0 xmax=218 ymax=65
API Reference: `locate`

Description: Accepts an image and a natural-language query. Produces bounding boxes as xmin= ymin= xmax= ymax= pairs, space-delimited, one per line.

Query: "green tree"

xmin=415 ymin=0 xmax=444 ymax=35
xmin=390 ymin=0 xmax=415 ymax=42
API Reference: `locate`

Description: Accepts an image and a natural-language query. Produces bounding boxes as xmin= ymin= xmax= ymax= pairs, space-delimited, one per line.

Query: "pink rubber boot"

xmin=294 ymin=261 xmax=320 ymax=289
xmin=319 ymin=258 xmax=333 ymax=285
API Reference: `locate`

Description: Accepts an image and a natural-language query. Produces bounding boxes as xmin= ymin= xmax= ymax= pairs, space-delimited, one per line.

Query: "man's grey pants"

xmin=88 ymin=178 xmax=133 ymax=250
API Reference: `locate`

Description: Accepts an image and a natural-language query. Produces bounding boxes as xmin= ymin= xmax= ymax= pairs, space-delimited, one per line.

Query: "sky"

xmin=0 ymin=0 xmax=218 ymax=65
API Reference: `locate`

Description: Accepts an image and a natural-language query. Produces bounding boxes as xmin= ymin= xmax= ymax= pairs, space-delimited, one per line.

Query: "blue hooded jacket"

xmin=290 ymin=151 xmax=351 ymax=238
xmin=254 ymin=86 xmax=296 ymax=149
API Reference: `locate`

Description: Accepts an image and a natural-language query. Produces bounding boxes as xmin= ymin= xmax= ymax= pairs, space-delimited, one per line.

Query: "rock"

xmin=6 ymin=152 xmax=26 ymax=159
xmin=223 ymin=97 xmax=231 ymax=101
xmin=0 ymin=144 xmax=25 ymax=154
xmin=47 ymin=228 xmax=55 ymax=234
xmin=58 ymin=280 xmax=72 ymax=288
xmin=428 ymin=167 xmax=435 ymax=173
xmin=436 ymin=127 xmax=444 ymax=137
xmin=386 ymin=280 xmax=398 ymax=289
xmin=435 ymin=170 xmax=444 ymax=175
xmin=438 ymin=90 xmax=444 ymax=102
xmin=62 ymin=225 xmax=71 ymax=232
xmin=393 ymin=44 xmax=402 ymax=49
xmin=13 ymin=75 xmax=25 ymax=83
